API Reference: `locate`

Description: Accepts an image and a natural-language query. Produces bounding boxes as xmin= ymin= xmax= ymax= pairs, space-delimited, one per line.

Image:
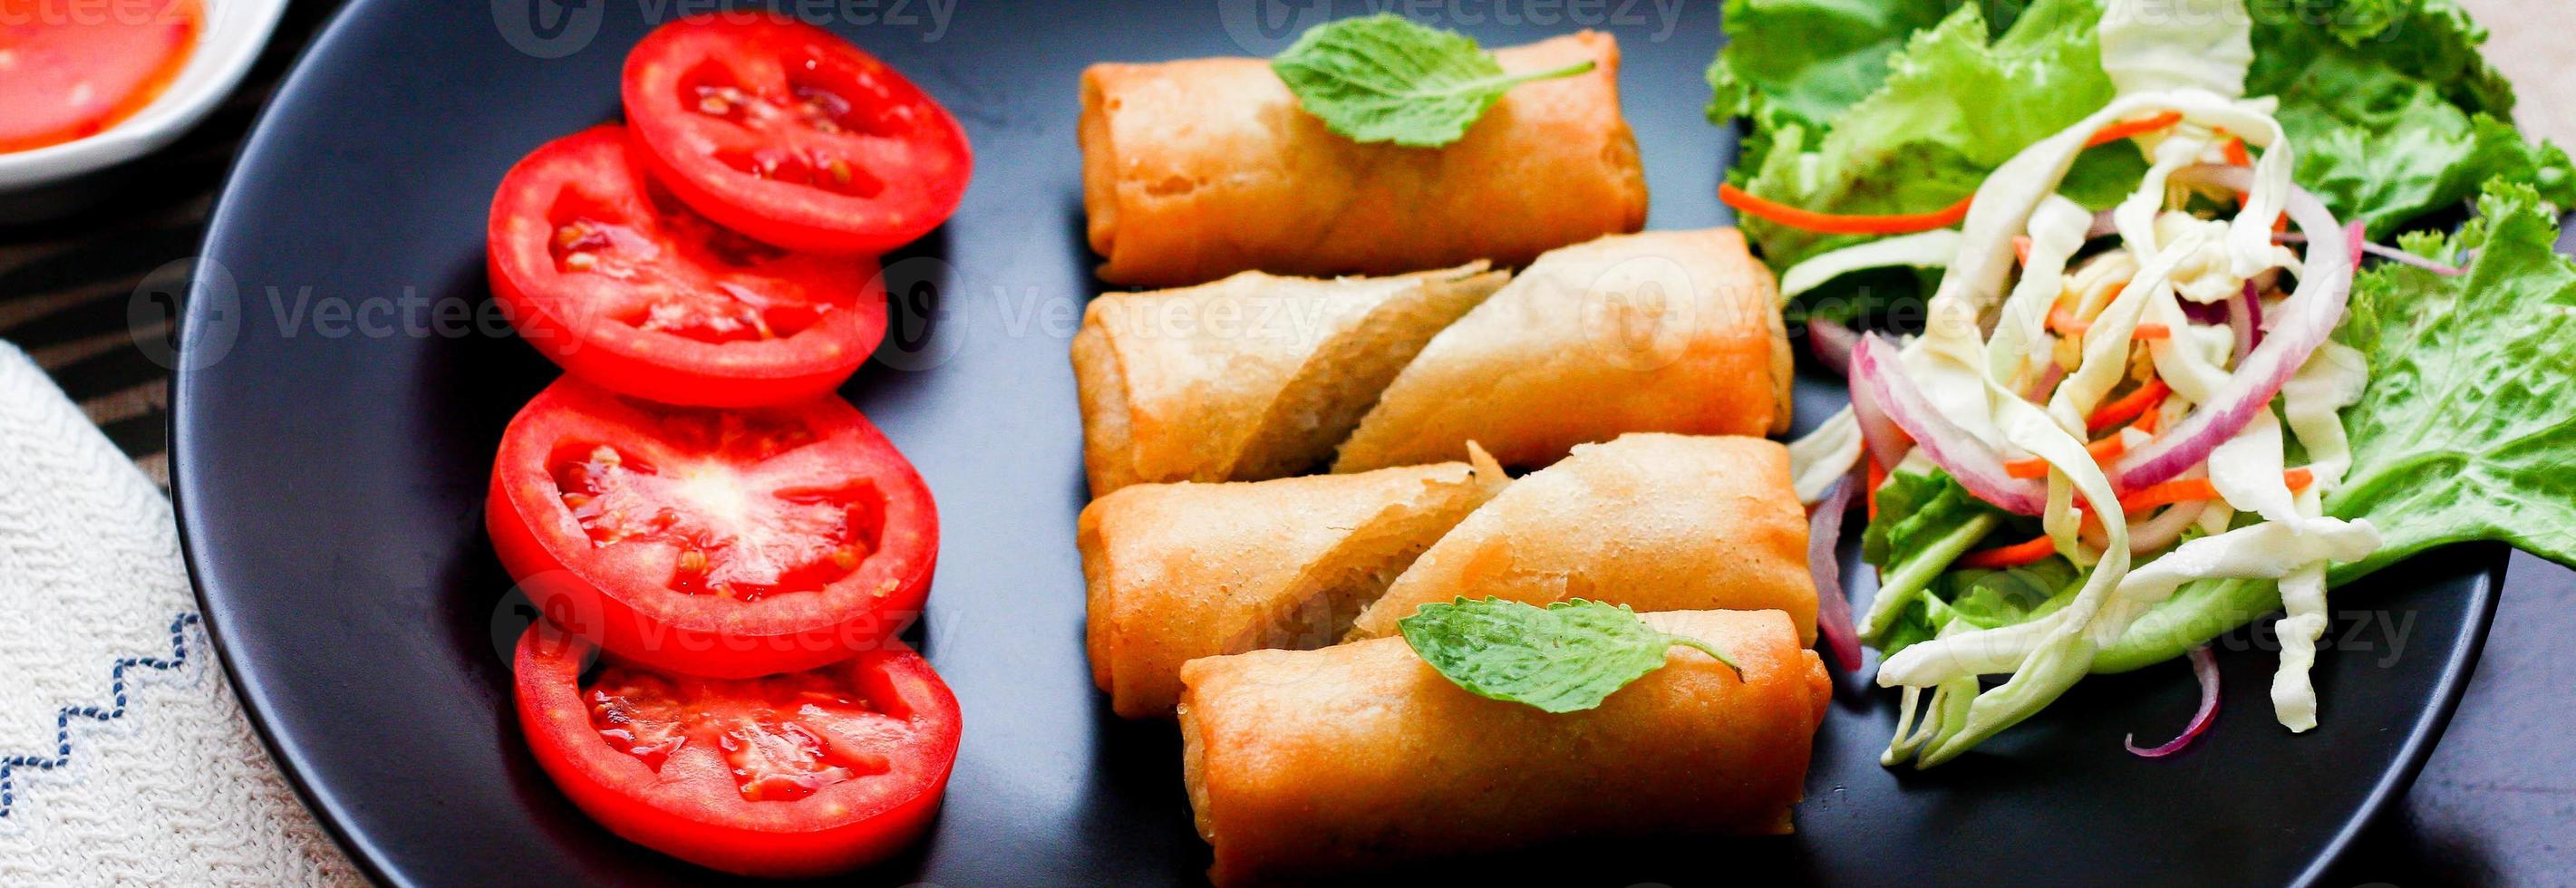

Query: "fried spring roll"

xmin=1332 ymin=227 xmax=1794 ymax=473
xmin=1079 ymin=33 xmax=1646 ymax=287
xmin=1081 ymin=450 xmax=1507 ymax=718
xmin=1177 ymin=609 xmax=1830 ymax=885
xmin=1073 ymin=263 xmax=1507 ymax=497
xmin=1350 ymin=433 xmax=1817 ymax=643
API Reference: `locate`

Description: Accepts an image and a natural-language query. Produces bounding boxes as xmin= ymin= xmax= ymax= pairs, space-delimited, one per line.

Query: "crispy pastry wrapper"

xmin=1332 ymin=228 xmax=1794 ymax=473
xmin=1073 ymin=263 xmax=1507 ymax=497
xmin=1080 ymin=448 xmax=1508 ymax=718
xmin=1177 ymin=608 xmax=1830 ymax=886
xmin=1079 ymin=33 xmax=1647 ymax=287
xmin=1351 ymin=432 xmax=1817 ymax=643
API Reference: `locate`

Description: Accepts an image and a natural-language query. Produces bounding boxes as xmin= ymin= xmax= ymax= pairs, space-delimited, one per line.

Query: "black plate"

xmin=172 ymin=2 xmax=2501 ymax=885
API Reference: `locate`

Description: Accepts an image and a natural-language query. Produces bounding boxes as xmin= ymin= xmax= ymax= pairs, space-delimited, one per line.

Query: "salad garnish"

xmin=1272 ymin=14 xmax=1597 ymax=148
xmin=1399 ymin=597 xmax=1742 ymax=712
xmin=1719 ymin=0 xmax=2576 ymax=765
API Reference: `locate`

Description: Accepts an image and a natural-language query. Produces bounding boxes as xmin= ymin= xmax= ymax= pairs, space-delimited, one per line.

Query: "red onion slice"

xmin=1807 ymin=471 xmax=1864 ymax=672
xmin=2277 ymin=231 xmax=2466 ymax=275
xmin=2126 ymin=645 xmax=2221 ymax=758
xmin=2110 ymin=166 xmax=2355 ymax=493
xmin=2225 ymin=281 xmax=2260 ymax=362
xmin=2026 ymin=362 xmax=2067 ymax=403
xmin=1809 ymin=318 xmax=1859 ymax=377
xmin=1851 ymin=333 xmax=2048 ymax=514
xmin=2083 ymin=500 xmax=2207 ymax=555
xmin=2087 ymin=208 xmax=2119 ymax=239
xmin=2180 ymin=297 xmax=2230 ymax=326
xmin=1848 ymin=347 xmax=1914 ymax=473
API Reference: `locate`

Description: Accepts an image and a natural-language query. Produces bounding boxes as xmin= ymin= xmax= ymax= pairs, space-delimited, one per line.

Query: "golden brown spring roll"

xmin=1072 ymin=263 xmax=1507 ymax=497
xmin=1079 ymin=33 xmax=1646 ymax=287
xmin=1081 ymin=451 xmax=1507 ymax=719
xmin=1349 ymin=433 xmax=1817 ymax=643
xmin=1331 ymin=227 xmax=1795 ymax=473
xmin=1178 ymin=608 xmax=1829 ymax=885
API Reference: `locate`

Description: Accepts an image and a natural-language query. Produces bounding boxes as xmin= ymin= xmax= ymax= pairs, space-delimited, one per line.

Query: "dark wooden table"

xmin=3 ymin=2 xmax=2565 ymax=883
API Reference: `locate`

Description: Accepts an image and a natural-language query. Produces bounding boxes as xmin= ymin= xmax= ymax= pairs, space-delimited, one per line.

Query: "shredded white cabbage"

xmin=1986 ymin=197 xmax=2095 ymax=392
xmin=2271 ymin=563 xmax=2330 ymax=731
xmin=2282 ymin=341 xmax=2368 ymax=488
xmin=2099 ymin=0 xmax=2254 ymax=99
xmin=2207 ymin=406 xmax=2296 ymax=523
xmin=2048 ymin=229 xmax=2203 ymax=429
xmin=1864 ymin=0 xmax=2387 ymax=757
xmin=1777 ymin=229 xmax=1964 ymax=303
xmin=1787 ymin=407 xmax=1863 ymax=505
xmin=1880 ymin=516 xmax=2383 ymax=686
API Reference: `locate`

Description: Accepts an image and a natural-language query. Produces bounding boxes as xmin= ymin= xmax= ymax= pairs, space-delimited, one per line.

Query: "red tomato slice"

xmin=488 ymin=125 xmax=886 ymax=409
xmin=514 ymin=621 xmax=960 ymax=877
xmin=489 ymin=376 xmax=936 ymax=678
xmin=621 ymin=14 xmax=971 ymax=255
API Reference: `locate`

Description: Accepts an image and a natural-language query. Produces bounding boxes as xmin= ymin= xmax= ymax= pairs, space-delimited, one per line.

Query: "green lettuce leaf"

xmin=1713 ymin=0 xmax=2569 ymax=291
xmin=1729 ymin=0 xmax=2133 ymax=272
xmin=1942 ymin=557 xmax=2082 ymax=628
xmin=1863 ymin=468 xmax=2012 ymax=567
xmin=1706 ymin=0 xmax=1959 ymax=172
xmin=1860 ymin=468 xmax=2013 ymax=642
xmin=2326 ymin=180 xmax=2576 ymax=578
xmin=2252 ymin=1 xmax=2576 ymax=236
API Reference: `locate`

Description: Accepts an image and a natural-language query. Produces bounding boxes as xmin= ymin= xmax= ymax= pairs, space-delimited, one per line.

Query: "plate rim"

xmin=164 ymin=1 xmax=2510 ymax=883
xmin=168 ymin=0 xmax=407 ymax=883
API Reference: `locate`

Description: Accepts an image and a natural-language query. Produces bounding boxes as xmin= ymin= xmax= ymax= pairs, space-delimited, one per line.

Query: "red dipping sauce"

xmin=0 ymin=0 xmax=200 ymax=153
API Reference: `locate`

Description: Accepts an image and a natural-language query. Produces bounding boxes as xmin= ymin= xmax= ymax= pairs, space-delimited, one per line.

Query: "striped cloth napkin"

xmin=0 ymin=341 xmax=356 ymax=885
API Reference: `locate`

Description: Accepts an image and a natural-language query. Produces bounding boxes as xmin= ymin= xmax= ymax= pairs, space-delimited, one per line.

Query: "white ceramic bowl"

xmin=0 ymin=0 xmax=288 ymax=193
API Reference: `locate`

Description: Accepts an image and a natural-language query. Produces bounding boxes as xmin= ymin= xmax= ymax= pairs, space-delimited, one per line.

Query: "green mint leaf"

xmin=1397 ymin=598 xmax=1737 ymax=713
xmin=1271 ymin=14 xmax=1594 ymax=148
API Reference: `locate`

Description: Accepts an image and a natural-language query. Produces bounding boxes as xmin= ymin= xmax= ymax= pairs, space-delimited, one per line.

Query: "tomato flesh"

xmin=0 ymin=0 xmax=199 ymax=152
xmin=489 ymin=377 xmax=936 ymax=679
xmin=517 ymin=623 xmax=959 ymax=877
xmin=587 ymin=661 xmax=885 ymax=801
xmin=550 ymin=413 xmax=886 ymax=603
xmin=623 ymin=14 xmax=971 ymax=255
xmin=489 ymin=125 xmax=887 ymax=408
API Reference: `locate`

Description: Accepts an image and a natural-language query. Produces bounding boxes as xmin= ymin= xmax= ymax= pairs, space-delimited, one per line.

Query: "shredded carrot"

xmin=2085 ymin=111 xmax=2184 ymax=148
xmin=2117 ymin=468 xmax=2316 ymax=512
xmin=2049 ymin=304 xmax=2091 ymax=336
xmin=2223 ymin=136 xmax=2252 ymax=168
xmin=2012 ymin=235 xmax=2033 ymax=265
xmin=1719 ymin=183 xmax=1973 ymax=236
xmin=2133 ymin=323 xmax=2171 ymax=340
xmin=1727 ymin=113 xmax=2185 ymax=238
xmin=2087 ymin=379 xmax=2171 ymax=432
xmin=2004 ymin=435 xmax=2129 ymax=478
xmin=1957 ymin=534 xmax=2059 ymax=569
xmin=1866 ymin=454 xmax=1886 ymax=522
xmin=2132 ymin=401 xmax=2164 ymax=434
